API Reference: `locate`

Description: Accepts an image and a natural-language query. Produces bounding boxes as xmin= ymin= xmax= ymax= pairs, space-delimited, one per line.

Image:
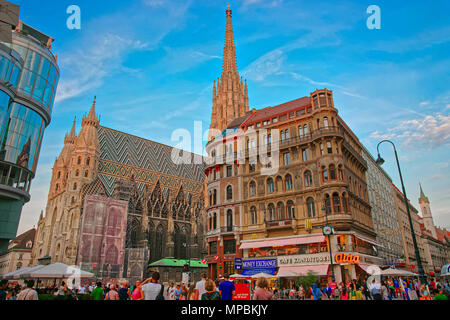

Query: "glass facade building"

xmin=0 ymin=21 xmax=59 ymax=253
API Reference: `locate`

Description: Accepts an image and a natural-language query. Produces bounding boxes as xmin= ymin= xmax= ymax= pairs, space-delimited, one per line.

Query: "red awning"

xmin=240 ymin=235 xmax=325 ymax=250
xmin=277 ymin=265 xmax=329 ymax=276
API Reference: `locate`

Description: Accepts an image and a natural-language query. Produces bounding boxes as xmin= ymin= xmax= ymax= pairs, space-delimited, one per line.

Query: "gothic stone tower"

xmin=32 ymin=98 xmax=99 ymax=265
xmin=209 ymin=4 xmax=249 ymax=140
xmin=419 ymin=183 xmax=437 ymax=239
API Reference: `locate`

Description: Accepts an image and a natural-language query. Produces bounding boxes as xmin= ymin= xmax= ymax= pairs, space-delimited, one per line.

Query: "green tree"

xmin=295 ymin=270 xmax=319 ymax=290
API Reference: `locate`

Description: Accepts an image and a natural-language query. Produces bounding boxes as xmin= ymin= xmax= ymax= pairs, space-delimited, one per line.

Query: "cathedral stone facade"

xmin=31 ymin=98 xmax=206 ymax=282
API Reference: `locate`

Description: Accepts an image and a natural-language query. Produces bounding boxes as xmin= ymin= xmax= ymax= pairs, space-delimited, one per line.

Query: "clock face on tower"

xmin=323 ymin=225 xmax=333 ymax=235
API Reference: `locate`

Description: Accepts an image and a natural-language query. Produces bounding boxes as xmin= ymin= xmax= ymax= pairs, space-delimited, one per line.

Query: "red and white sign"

xmin=233 ymin=283 xmax=251 ymax=300
xmin=214 ymin=256 xmax=219 ymax=261
xmin=202 ymin=259 xmax=207 ymax=264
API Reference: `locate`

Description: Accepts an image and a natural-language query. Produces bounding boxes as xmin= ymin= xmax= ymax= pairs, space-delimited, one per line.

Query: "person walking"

xmin=16 ymin=280 xmax=38 ymax=300
xmin=218 ymin=274 xmax=235 ymax=301
xmin=297 ymin=285 xmax=305 ymax=300
xmin=311 ymin=282 xmax=322 ymax=301
xmin=370 ymin=279 xmax=382 ymax=300
xmin=174 ymin=284 xmax=182 ymax=300
xmin=91 ymin=282 xmax=104 ymax=300
xmin=118 ymin=280 xmax=131 ymax=300
xmin=253 ymin=277 xmax=273 ymax=300
xmin=105 ymin=284 xmax=119 ymax=300
xmin=131 ymin=281 xmax=144 ymax=300
xmin=0 ymin=280 xmax=8 ymax=301
xmin=167 ymin=282 xmax=176 ymax=300
xmin=195 ymin=273 xmax=207 ymax=300
xmin=201 ymin=279 xmax=221 ymax=300
xmin=141 ymin=271 xmax=164 ymax=300
xmin=187 ymin=284 xmax=198 ymax=300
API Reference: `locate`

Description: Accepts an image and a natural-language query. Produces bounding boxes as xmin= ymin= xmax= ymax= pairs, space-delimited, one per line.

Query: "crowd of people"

xmin=275 ymin=277 xmax=449 ymax=300
xmin=1 ymin=274 xmax=448 ymax=301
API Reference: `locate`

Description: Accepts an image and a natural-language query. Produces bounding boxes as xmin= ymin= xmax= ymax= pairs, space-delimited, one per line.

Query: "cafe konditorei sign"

xmin=277 ymin=253 xmax=331 ymax=266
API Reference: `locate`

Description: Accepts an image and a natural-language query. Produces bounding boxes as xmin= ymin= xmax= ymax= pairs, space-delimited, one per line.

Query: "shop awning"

xmin=277 ymin=265 xmax=329 ymax=277
xmin=240 ymin=235 xmax=325 ymax=250
xmin=358 ymin=264 xmax=373 ymax=273
xmin=354 ymin=234 xmax=383 ymax=247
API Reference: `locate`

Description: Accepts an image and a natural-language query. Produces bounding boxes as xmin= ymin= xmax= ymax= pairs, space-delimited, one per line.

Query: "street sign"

xmin=234 ymin=258 xmax=242 ymax=270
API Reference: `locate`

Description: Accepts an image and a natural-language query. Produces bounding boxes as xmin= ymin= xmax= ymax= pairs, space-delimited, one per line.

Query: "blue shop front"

xmin=240 ymin=258 xmax=277 ymax=276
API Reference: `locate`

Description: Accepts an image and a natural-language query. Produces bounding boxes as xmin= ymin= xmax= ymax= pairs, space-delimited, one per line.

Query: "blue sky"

xmin=15 ymin=0 xmax=450 ymax=234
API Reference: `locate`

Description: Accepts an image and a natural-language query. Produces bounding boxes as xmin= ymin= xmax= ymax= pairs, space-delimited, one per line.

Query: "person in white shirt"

xmin=141 ymin=272 xmax=163 ymax=300
xmin=167 ymin=282 xmax=176 ymax=300
xmin=195 ymin=273 xmax=207 ymax=300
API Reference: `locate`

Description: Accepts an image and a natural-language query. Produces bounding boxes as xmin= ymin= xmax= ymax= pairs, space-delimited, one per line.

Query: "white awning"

xmin=354 ymin=234 xmax=383 ymax=247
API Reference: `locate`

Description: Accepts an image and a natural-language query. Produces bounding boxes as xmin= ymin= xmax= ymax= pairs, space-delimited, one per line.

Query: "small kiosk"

xmin=230 ymin=274 xmax=252 ymax=300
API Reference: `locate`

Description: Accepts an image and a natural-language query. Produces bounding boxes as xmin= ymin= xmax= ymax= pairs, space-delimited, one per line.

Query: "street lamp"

xmin=322 ymin=205 xmax=336 ymax=283
xmin=375 ymin=140 xmax=427 ymax=284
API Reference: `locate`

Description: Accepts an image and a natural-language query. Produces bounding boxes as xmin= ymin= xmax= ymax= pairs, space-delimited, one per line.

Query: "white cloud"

xmin=371 ymin=113 xmax=450 ymax=149
xmin=242 ymin=49 xmax=285 ymax=81
xmin=55 ymin=34 xmax=149 ymax=103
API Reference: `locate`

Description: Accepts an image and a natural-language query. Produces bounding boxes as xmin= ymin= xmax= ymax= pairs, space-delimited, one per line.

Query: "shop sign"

xmin=242 ymin=258 xmax=277 ymax=269
xmin=277 ymin=253 xmax=330 ymax=267
xmin=233 ymin=283 xmax=251 ymax=300
xmin=335 ymin=253 xmax=360 ymax=264
xmin=234 ymin=258 xmax=243 ymax=270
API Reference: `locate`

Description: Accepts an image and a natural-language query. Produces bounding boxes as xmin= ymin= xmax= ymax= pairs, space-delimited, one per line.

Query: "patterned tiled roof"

xmin=96 ymin=126 xmax=205 ymax=196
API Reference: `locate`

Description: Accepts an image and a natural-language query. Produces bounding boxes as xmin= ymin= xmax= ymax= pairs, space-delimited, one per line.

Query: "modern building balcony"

xmin=0 ymin=159 xmax=33 ymax=202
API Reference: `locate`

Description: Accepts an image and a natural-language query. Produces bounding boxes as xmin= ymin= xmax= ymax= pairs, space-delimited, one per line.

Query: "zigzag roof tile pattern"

xmin=96 ymin=126 xmax=206 ymax=196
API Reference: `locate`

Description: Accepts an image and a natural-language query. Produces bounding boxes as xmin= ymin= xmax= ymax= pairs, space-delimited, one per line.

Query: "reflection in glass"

xmin=0 ymin=102 xmax=45 ymax=172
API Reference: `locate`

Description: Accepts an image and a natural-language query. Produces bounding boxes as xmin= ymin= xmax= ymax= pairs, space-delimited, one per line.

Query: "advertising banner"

xmin=233 ymin=283 xmax=251 ymax=300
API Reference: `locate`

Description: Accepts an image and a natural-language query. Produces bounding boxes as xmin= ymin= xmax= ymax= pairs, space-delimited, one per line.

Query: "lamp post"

xmin=182 ymin=225 xmax=191 ymax=281
xmin=322 ymin=205 xmax=336 ymax=283
xmin=375 ymin=140 xmax=427 ymax=284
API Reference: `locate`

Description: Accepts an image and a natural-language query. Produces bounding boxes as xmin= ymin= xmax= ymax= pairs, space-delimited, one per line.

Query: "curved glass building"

xmin=0 ymin=14 xmax=59 ymax=252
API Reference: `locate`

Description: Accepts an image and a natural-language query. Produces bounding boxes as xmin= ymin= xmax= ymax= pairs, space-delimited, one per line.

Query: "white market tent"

xmin=250 ymin=272 xmax=277 ymax=279
xmin=1 ymin=267 xmax=32 ymax=279
xmin=440 ymin=264 xmax=450 ymax=276
xmin=380 ymin=268 xmax=418 ymax=277
xmin=20 ymin=263 xmax=94 ymax=279
xmin=229 ymin=274 xmax=248 ymax=279
xmin=13 ymin=265 xmax=46 ymax=279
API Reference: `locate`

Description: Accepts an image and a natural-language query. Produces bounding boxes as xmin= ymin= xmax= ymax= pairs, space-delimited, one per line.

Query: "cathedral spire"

xmin=222 ymin=3 xmax=238 ymax=74
xmin=64 ymin=116 xmax=77 ymax=145
xmin=208 ymin=4 xmax=249 ymax=140
xmin=82 ymin=96 xmax=100 ymax=127
xmin=419 ymin=182 xmax=429 ymax=203
xmin=69 ymin=116 xmax=77 ymax=137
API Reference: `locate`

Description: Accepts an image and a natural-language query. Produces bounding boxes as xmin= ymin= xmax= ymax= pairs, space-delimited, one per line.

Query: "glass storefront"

xmin=0 ymin=102 xmax=45 ymax=172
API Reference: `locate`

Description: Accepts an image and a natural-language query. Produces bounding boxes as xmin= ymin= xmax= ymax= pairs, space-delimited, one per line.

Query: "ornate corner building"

xmin=0 ymin=3 xmax=59 ymax=253
xmin=32 ymin=99 xmax=207 ymax=282
xmin=204 ymin=5 xmax=380 ymax=283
